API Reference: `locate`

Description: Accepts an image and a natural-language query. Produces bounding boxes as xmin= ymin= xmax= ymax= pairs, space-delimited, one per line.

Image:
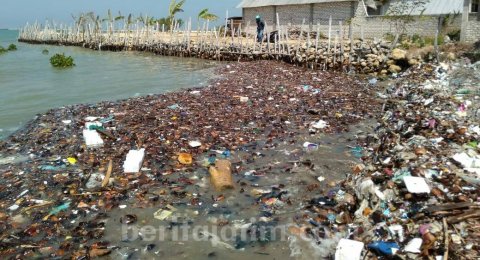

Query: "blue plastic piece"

xmin=368 ymin=241 xmax=400 ymax=255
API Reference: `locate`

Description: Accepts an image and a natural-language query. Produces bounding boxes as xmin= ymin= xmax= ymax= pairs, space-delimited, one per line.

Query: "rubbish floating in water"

xmin=168 ymin=104 xmax=181 ymax=110
xmin=189 ymin=140 xmax=202 ymax=148
xmin=350 ymin=146 xmax=363 ymax=158
xmin=178 ymin=153 xmax=193 ymax=165
xmin=153 ymin=209 xmax=174 ymax=221
xmin=83 ymin=129 xmax=104 ymax=148
xmin=49 ymin=202 xmax=71 ymax=215
xmin=311 ymin=120 xmax=328 ymax=129
xmin=39 ymin=165 xmax=66 ymax=171
xmin=67 ymin=157 xmax=77 ymax=165
xmin=123 ymin=149 xmax=145 ymax=173
xmin=209 ymin=159 xmax=234 ymax=191
xmin=303 ymin=142 xmax=319 ymax=151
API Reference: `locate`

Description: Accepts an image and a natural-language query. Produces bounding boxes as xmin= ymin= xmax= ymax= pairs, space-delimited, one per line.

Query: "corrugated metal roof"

xmin=237 ymin=0 xmax=353 ymax=8
xmin=384 ymin=0 xmax=464 ymax=15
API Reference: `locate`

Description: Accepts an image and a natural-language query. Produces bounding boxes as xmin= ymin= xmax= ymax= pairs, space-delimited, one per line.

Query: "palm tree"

xmin=168 ymin=0 xmax=186 ymax=31
xmin=198 ymin=9 xmax=218 ymax=22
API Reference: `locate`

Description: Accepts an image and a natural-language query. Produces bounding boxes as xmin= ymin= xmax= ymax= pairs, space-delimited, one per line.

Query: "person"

xmin=256 ymin=15 xmax=265 ymax=42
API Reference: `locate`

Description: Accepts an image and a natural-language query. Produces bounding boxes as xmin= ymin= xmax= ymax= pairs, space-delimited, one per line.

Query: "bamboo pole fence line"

xmin=18 ymin=16 xmax=390 ymax=72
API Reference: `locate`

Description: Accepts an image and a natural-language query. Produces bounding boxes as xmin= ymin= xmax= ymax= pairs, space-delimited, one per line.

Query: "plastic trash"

xmin=209 ymin=159 xmax=234 ymax=191
xmin=367 ymin=241 xmax=400 ymax=255
xmin=67 ymin=157 xmax=77 ymax=165
xmin=403 ymin=176 xmax=430 ymax=193
xmin=303 ymin=142 xmax=319 ymax=151
xmin=189 ymin=140 xmax=202 ymax=148
xmin=168 ymin=104 xmax=180 ymax=109
xmin=153 ymin=209 xmax=174 ymax=220
xmin=311 ymin=120 xmax=328 ymax=129
xmin=335 ymin=239 xmax=364 ymax=260
xmin=83 ymin=129 xmax=104 ymax=148
xmin=39 ymin=165 xmax=66 ymax=171
xmin=49 ymin=202 xmax=71 ymax=215
xmin=239 ymin=96 xmax=249 ymax=102
xmin=123 ymin=149 xmax=145 ymax=173
xmin=404 ymin=238 xmax=422 ymax=253
xmin=178 ymin=153 xmax=193 ymax=165
xmin=221 ymin=150 xmax=231 ymax=158
xmin=350 ymin=146 xmax=363 ymax=158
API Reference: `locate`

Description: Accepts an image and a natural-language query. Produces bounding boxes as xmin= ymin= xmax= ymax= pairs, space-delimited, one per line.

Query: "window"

xmin=472 ymin=0 xmax=479 ymax=13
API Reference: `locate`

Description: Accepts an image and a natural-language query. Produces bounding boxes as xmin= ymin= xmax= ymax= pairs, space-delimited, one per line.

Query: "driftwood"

xmin=101 ymin=160 xmax=113 ymax=188
xmin=425 ymin=202 xmax=478 ymax=213
xmin=447 ymin=209 xmax=480 ymax=224
xmin=443 ymin=218 xmax=449 ymax=260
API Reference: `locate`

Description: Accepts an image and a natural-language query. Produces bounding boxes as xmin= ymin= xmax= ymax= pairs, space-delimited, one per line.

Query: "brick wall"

xmin=465 ymin=13 xmax=480 ymax=42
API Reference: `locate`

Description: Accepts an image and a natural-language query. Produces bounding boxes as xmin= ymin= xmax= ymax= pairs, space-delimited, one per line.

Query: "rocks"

xmin=389 ymin=64 xmax=402 ymax=73
xmin=391 ymin=48 xmax=407 ymax=60
xmin=447 ymin=52 xmax=456 ymax=61
xmin=408 ymin=58 xmax=419 ymax=66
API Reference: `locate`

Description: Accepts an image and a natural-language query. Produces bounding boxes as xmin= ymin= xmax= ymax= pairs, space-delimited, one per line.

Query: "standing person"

xmin=256 ymin=15 xmax=265 ymax=42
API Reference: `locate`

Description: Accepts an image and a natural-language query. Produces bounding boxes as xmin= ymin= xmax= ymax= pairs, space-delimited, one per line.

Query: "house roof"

xmin=237 ymin=0 xmax=353 ymax=8
xmin=384 ymin=0 xmax=464 ymax=16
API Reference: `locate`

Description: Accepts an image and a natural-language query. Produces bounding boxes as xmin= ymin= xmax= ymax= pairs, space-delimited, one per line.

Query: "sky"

xmin=0 ymin=0 xmax=242 ymax=29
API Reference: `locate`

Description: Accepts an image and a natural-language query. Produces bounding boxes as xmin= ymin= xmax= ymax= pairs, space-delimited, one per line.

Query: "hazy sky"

xmin=0 ymin=0 xmax=242 ymax=29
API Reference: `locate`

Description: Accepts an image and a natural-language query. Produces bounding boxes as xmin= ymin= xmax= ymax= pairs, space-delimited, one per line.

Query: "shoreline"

xmin=1 ymin=59 xmax=479 ymax=259
xmin=0 ymin=60 xmax=379 ymax=258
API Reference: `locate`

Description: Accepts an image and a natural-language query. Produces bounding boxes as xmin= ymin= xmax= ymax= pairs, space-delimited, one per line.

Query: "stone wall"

xmin=464 ymin=13 xmax=480 ymax=42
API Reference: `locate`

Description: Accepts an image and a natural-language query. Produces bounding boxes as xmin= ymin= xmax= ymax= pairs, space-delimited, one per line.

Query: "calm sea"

xmin=0 ymin=29 xmax=218 ymax=139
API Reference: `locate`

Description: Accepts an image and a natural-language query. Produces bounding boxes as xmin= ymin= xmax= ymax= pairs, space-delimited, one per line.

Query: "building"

xmin=237 ymin=0 xmax=479 ymax=42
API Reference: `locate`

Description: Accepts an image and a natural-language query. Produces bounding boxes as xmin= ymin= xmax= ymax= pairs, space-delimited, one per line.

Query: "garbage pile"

xmin=0 ymin=61 xmax=379 ymax=258
xmin=290 ymin=60 xmax=480 ymax=259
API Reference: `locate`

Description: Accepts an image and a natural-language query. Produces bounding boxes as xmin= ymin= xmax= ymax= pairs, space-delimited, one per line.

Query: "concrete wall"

xmin=243 ymin=6 xmax=276 ymax=33
xmin=351 ymin=15 xmax=462 ymax=39
xmin=243 ymin=2 xmax=463 ymax=40
xmin=464 ymin=13 xmax=480 ymax=42
xmin=243 ymin=1 xmax=357 ymax=34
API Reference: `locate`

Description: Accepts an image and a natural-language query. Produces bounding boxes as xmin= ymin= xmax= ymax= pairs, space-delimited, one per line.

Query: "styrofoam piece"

xmin=83 ymin=129 xmax=104 ymax=148
xmin=335 ymin=239 xmax=364 ymax=260
xmin=123 ymin=149 xmax=145 ymax=173
xmin=189 ymin=141 xmax=202 ymax=148
xmin=404 ymin=238 xmax=422 ymax=253
xmin=312 ymin=120 xmax=328 ymax=129
xmin=403 ymin=176 xmax=430 ymax=193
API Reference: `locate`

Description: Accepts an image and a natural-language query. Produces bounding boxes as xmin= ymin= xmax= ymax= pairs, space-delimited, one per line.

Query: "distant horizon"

xmin=0 ymin=0 xmax=242 ymax=29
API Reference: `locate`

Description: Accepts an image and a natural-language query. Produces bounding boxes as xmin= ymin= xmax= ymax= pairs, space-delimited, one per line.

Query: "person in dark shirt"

xmin=256 ymin=15 xmax=265 ymax=42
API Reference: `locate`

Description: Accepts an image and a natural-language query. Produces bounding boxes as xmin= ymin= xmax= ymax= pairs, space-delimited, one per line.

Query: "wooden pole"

xmin=327 ymin=16 xmax=332 ymax=54
xmin=339 ymin=21 xmax=344 ymax=63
